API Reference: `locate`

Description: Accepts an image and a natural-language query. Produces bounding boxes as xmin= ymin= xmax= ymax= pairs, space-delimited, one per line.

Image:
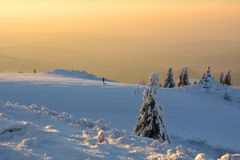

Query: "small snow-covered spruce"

xmin=198 ymin=73 xmax=206 ymax=85
xmin=223 ymin=71 xmax=232 ymax=86
xmin=135 ymin=73 xmax=170 ymax=143
xmin=219 ymin=72 xmax=224 ymax=84
xmin=199 ymin=67 xmax=214 ymax=89
xmin=206 ymin=66 xmax=212 ymax=78
xmin=178 ymin=67 xmax=190 ymax=87
xmin=178 ymin=68 xmax=184 ymax=87
xmin=183 ymin=67 xmax=190 ymax=86
xmin=97 ymin=130 xmax=105 ymax=143
xmin=163 ymin=67 xmax=175 ymax=88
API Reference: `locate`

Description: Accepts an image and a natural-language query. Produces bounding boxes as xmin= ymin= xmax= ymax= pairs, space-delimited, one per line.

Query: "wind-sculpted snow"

xmin=0 ymin=102 xmax=212 ymax=160
xmin=0 ymin=117 xmax=34 ymax=140
xmin=3 ymin=102 xmax=110 ymax=131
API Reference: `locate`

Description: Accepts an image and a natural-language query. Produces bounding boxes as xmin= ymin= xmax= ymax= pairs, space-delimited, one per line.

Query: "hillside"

xmin=49 ymin=69 xmax=115 ymax=82
xmin=0 ymin=72 xmax=239 ymax=159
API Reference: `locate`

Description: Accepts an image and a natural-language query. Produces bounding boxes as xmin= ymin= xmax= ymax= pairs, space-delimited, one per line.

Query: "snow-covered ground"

xmin=48 ymin=69 xmax=115 ymax=82
xmin=0 ymin=72 xmax=239 ymax=159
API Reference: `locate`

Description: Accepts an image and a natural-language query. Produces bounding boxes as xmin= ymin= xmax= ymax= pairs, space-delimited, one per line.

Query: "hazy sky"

xmin=0 ymin=0 xmax=240 ymax=84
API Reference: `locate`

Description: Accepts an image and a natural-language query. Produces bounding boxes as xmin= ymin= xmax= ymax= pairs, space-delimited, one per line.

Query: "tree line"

xmin=134 ymin=68 xmax=233 ymax=144
xmin=162 ymin=66 xmax=232 ymax=88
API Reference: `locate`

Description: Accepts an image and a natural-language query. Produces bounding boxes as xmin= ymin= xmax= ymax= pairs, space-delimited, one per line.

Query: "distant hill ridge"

xmin=49 ymin=69 xmax=115 ymax=82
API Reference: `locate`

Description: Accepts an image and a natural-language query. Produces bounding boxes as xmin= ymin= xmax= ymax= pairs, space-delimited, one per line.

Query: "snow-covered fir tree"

xmin=199 ymin=73 xmax=206 ymax=85
xmin=223 ymin=71 xmax=232 ymax=86
xmin=178 ymin=67 xmax=190 ymax=87
xmin=199 ymin=67 xmax=226 ymax=91
xmin=135 ymin=73 xmax=170 ymax=143
xmin=219 ymin=72 xmax=224 ymax=84
xmin=198 ymin=67 xmax=213 ymax=88
xmin=178 ymin=70 xmax=183 ymax=87
xmin=164 ymin=68 xmax=175 ymax=88
xmin=206 ymin=66 xmax=212 ymax=78
xmin=183 ymin=67 xmax=190 ymax=86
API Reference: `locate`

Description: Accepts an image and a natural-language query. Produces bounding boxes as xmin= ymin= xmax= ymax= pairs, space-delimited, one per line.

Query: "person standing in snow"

xmin=102 ymin=77 xmax=106 ymax=85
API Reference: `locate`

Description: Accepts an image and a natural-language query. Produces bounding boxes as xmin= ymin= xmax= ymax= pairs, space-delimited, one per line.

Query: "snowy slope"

xmin=0 ymin=73 xmax=124 ymax=87
xmin=49 ymin=69 xmax=115 ymax=82
xmin=0 ymin=72 xmax=240 ymax=159
xmin=0 ymin=103 xmax=200 ymax=160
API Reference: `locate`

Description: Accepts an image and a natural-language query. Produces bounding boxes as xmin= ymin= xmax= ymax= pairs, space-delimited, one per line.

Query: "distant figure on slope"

xmin=34 ymin=69 xmax=37 ymax=74
xmin=102 ymin=77 xmax=106 ymax=85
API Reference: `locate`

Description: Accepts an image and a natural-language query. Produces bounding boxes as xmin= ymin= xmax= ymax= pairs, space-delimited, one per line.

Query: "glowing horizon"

xmin=0 ymin=1 xmax=240 ymax=84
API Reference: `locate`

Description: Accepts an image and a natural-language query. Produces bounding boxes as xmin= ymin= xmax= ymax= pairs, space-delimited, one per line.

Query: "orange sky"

xmin=0 ymin=1 xmax=240 ymax=84
xmin=1 ymin=1 xmax=240 ymax=36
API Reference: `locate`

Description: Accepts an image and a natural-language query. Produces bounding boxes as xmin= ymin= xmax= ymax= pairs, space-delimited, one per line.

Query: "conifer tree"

xmin=223 ymin=71 xmax=232 ymax=86
xmin=164 ymin=68 xmax=175 ymax=88
xmin=135 ymin=73 xmax=170 ymax=143
xmin=182 ymin=67 xmax=190 ymax=86
xmin=199 ymin=67 xmax=214 ymax=89
xmin=178 ymin=70 xmax=183 ymax=87
xmin=199 ymin=67 xmax=225 ymax=90
xmin=199 ymin=73 xmax=206 ymax=85
xmin=219 ymin=72 xmax=224 ymax=84
xmin=178 ymin=67 xmax=190 ymax=87
xmin=206 ymin=66 xmax=212 ymax=78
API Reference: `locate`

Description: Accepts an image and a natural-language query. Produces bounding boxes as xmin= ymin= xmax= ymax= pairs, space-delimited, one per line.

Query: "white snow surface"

xmin=0 ymin=72 xmax=240 ymax=160
xmin=49 ymin=69 xmax=115 ymax=82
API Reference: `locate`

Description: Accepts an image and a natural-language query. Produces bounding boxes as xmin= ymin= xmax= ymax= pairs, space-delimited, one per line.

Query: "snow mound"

xmin=0 ymin=115 xmax=35 ymax=140
xmin=193 ymin=82 xmax=240 ymax=103
xmin=49 ymin=69 xmax=115 ymax=82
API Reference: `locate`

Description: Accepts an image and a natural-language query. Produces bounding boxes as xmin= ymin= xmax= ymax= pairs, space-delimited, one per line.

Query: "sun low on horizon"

xmin=0 ymin=0 xmax=240 ymax=84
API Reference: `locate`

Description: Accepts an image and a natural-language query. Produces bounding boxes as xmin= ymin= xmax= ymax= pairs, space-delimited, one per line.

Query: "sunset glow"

xmin=0 ymin=0 xmax=240 ymax=83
